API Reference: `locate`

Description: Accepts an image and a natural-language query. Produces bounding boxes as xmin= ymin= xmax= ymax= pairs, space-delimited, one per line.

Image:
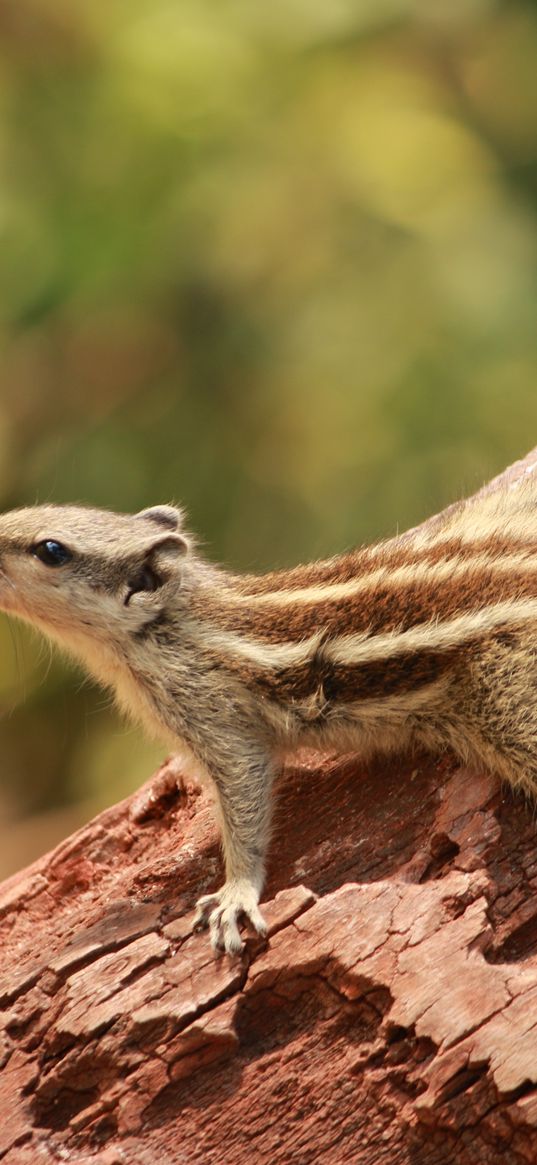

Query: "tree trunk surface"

xmin=2 ymin=451 xmax=537 ymax=1165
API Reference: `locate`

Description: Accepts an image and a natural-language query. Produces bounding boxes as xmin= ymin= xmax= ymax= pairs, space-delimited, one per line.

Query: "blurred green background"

xmin=1 ymin=0 xmax=537 ymax=876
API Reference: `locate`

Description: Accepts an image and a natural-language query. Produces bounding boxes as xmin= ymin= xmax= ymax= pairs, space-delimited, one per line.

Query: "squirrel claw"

xmin=194 ymin=880 xmax=267 ymax=956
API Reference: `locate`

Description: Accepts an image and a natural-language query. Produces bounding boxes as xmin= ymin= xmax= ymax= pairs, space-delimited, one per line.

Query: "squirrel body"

xmin=0 ymin=487 xmax=535 ymax=953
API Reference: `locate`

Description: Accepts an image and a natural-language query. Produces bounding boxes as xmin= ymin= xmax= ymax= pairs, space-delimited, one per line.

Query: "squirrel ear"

xmin=136 ymin=505 xmax=184 ymax=532
xmin=124 ymin=534 xmax=187 ymax=606
xmin=135 ymin=506 xmax=189 ymax=566
xmin=148 ymin=533 xmax=188 ymax=569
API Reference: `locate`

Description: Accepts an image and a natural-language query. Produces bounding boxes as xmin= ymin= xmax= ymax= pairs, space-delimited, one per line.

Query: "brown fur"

xmin=192 ymin=562 xmax=537 ymax=643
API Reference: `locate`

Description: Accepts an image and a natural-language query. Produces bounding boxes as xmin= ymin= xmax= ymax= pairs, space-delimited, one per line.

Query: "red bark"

xmin=2 ymin=449 xmax=537 ymax=1164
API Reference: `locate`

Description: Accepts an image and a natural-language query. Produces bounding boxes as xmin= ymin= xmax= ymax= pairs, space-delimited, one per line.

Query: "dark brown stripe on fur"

xmin=220 ymin=642 xmax=461 ymax=706
xmin=232 ymin=533 xmax=537 ymax=598
xmin=194 ymin=562 xmax=537 ymax=645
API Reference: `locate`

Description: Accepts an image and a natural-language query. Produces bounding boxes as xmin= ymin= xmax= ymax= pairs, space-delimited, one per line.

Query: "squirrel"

xmin=0 ymin=485 xmax=535 ymax=954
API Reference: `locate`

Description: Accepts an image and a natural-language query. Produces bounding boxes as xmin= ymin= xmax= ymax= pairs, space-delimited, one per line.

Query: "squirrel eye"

xmin=32 ymin=540 xmax=72 ymax=567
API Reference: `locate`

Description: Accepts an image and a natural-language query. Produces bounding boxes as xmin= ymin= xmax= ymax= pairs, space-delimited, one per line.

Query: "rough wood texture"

xmin=3 ymin=449 xmax=537 ymax=1165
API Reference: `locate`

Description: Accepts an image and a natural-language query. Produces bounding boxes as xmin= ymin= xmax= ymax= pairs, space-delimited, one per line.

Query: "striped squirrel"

xmin=0 ymin=482 xmax=535 ymax=954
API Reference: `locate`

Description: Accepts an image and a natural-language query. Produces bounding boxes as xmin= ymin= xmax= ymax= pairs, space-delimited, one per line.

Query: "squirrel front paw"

xmin=194 ymin=878 xmax=267 ymax=955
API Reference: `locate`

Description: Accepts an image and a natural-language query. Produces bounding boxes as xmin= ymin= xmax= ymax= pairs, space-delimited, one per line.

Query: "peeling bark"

xmin=2 ymin=449 xmax=537 ymax=1164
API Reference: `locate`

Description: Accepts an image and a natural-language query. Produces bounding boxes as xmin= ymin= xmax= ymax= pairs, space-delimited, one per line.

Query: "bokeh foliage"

xmin=1 ymin=0 xmax=537 ymax=863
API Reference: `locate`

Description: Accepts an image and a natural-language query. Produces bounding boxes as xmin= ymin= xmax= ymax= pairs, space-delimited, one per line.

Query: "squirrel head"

xmin=0 ymin=502 xmax=190 ymax=647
